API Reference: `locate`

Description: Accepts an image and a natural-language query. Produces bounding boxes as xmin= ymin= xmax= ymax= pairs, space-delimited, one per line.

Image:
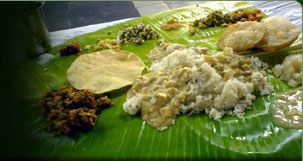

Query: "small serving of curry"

xmin=60 ymin=43 xmax=81 ymax=56
xmin=270 ymin=87 xmax=302 ymax=129
xmin=161 ymin=19 xmax=183 ymax=30
xmin=39 ymin=86 xmax=113 ymax=136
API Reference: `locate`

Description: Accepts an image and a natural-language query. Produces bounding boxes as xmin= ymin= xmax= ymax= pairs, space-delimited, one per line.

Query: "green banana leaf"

xmin=20 ymin=1 xmax=302 ymax=160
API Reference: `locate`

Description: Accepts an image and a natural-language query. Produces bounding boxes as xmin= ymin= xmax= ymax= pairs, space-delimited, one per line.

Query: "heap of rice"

xmin=123 ymin=44 xmax=274 ymax=129
xmin=273 ymin=54 xmax=302 ymax=87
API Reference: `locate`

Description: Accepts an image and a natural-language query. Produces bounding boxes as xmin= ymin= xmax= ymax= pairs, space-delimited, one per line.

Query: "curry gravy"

xmin=270 ymin=87 xmax=302 ymax=129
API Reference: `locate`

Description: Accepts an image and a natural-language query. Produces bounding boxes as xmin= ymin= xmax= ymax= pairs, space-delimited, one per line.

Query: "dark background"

xmin=42 ymin=1 xmax=140 ymax=31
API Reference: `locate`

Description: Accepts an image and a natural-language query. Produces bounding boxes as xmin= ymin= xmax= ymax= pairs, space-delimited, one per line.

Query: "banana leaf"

xmin=19 ymin=1 xmax=302 ymax=160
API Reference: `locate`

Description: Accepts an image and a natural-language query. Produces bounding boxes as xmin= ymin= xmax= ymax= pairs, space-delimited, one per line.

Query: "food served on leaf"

xmin=190 ymin=10 xmax=234 ymax=34
xmin=147 ymin=43 xmax=208 ymax=63
xmin=60 ymin=43 xmax=81 ymax=56
xmin=231 ymin=8 xmax=263 ymax=22
xmin=255 ymin=16 xmax=301 ymax=51
xmin=67 ymin=50 xmax=145 ymax=94
xmin=270 ymin=87 xmax=302 ymax=129
xmin=189 ymin=8 xmax=263 ymax=35
xmin=123 ymin=45 xmax=273 ymax=130
xmin=27 ymin=1 xmax=303 ymax=158
xmin=273 ymin=54 xmax=302 ymax=87
xmin=39 ymin=87 xmax=113 ymax=136
xmin=218 ymin=21 xmax=265 ymax=52
xmin=161 ymin=19 xmax=183 ymax=30
xmin=95 ymin=39 xmax=120 ymax=51
xmin=117 ymin=23 xmax=159 ymax=45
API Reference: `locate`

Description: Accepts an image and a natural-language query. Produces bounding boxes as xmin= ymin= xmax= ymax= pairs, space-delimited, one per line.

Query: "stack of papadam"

xmin=219 ymin=21 xmax=265 ymax=52
xmin=219 ymin=16 xmax=301 ymax=52
xmin=67 ymin=50 xmax=145 ymax=94
xmin=255 ymin=16 xmax=301 ymax=51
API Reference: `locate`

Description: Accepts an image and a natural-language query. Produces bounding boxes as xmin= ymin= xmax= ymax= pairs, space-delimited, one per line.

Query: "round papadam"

xmin=218 ymin=21 xmax=265 ymax=52
xmin=255 ymin=16 xmax=301 ymax=51
xmin=67 ymin=50 xmax=145 ymax=94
